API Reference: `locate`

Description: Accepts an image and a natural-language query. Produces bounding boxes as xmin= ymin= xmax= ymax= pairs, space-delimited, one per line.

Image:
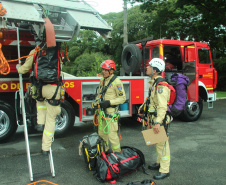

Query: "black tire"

xmin=0 ymin=103 xmax=18 ymax=142
xmin=179 ymin=97 xmax=203 ymax=122
xmin=121 ymin=44 xmax=142 ymax=74
xmin=55 ymin=100 xmax=75 ymax=137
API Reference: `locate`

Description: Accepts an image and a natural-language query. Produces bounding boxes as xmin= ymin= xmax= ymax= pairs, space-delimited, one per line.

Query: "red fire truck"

xmin=0 ymin=1 xmax=218 ymax=142
xmin=0 ymin=0 xmax=113 ymax=142
xmin=66 ymin=38 xmax=218 ymax=127
xmin=121 ymin=38 xmax=217 ymax=122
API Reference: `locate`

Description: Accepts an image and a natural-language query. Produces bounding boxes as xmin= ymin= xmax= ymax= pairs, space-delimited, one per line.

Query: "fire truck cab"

xmin=121 ymin=39 xmax=218 ymax=122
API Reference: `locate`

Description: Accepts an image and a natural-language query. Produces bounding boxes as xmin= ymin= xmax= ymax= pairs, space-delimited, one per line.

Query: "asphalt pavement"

xmin=1 ymin=99 xmax=226 ymax=185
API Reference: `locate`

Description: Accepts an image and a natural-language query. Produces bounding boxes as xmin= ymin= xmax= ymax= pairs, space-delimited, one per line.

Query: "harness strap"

xmin=99 ymin=75 xmax=117 ymax=101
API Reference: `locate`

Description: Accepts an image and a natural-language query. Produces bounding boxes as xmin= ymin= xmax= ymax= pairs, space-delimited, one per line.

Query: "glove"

xmin=99 ymin=100 xmax=111 ymax=109
xmin=139 ymin=106 xmax=144 ymax=114
xmin=16 ymin=64 xmax=21 ymax=71
xmin=91 ymin=102 xmax=98 ymax=109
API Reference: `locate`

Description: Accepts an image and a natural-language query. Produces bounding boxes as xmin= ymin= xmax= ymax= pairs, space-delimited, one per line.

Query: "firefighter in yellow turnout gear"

xmin=17 ymin=43 xmax=63 ymax=156
xmin=96 ymin=60 xmax=126 ymax=152
xmin=139 ymin=58 xmax=172 ymax=180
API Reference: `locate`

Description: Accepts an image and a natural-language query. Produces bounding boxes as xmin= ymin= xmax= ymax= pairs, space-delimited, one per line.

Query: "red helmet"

xmin=101 ymin=60 xmax=116 ymax=70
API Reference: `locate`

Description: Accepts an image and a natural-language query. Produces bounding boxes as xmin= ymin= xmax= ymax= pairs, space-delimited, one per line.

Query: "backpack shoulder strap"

xmin=100 ymin=75 xmax=117 ymax=99
xmin=58 ymin=48 xmax=64 ymax=63
xmin=33 ymin=50 xmax=39 ymax=63
xmin=154 ymin=77 xmax=166 ymax=86
xmin=148 ymin=78 xmax=166 ymax=97
xmin=157 ymin=82 xmax=175 ymax=93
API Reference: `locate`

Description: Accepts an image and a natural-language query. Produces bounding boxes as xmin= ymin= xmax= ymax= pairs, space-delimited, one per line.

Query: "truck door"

xmin=197 ymin=47 xmax=216 ymax=92
xmin=183 ymin=44 xmax=199 ymax=102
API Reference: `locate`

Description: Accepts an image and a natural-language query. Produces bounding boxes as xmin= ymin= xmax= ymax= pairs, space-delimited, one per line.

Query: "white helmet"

xmin=149 ymin=58 xmax=165 ymax=72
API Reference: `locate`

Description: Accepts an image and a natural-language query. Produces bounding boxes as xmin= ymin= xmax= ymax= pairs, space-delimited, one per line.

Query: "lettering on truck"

xmin=0 ymin=81 xmax=31 ymax=92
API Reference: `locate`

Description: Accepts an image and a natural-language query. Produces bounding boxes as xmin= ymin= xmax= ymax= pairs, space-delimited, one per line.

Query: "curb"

xmin=216 ymin=97 xmax=226 ymax=100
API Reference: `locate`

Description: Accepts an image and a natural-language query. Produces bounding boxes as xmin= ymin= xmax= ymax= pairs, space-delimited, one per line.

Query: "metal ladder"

xmin=16 ymin=27 xmax=55 ymax=182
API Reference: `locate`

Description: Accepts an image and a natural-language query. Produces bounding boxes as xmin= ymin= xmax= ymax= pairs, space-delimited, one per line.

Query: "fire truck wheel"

xmin=121 ymin=44 xmax=142 ymax=74
xmin=55 ymin=100 xmax=75 ymax=137
xmin=180 ymin=97 xmax=203 ymax=122
xmin=0 ymin=103 xmax=17 ymax=142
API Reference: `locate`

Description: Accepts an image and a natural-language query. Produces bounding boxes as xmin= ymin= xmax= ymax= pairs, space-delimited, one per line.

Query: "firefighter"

xmin=95 ymin=60 xmax=126 ymax=152
xmin=138 ymin=58 xmax=172 ymax=180
xmin=16 ymin=42 xmax=63 ymax=156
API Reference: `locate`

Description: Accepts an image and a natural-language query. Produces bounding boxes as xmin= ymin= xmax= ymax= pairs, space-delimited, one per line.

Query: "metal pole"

xmin=123 ymin=0 xmax=128 ymax=46
xmin=49 ymin=147 xmax=55 ymax=177
xmin=16 ymin=27 xmax=33 ymax=182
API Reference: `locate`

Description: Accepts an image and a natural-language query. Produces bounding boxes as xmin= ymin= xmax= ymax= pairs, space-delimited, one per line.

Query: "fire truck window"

xmin=142 ymin=48 xmax=150 ymax=61
xmin=198 ymin=49 xmax=211 ymax=64
xmin=163 ymin=46 xmax=182 ymax=71
xmin=152 ymin=46 xmax=159 ymax=58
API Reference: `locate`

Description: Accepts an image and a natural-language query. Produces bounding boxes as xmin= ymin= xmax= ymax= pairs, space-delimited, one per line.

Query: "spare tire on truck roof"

xmin=121 ymin=44 xmax=142 ymax=74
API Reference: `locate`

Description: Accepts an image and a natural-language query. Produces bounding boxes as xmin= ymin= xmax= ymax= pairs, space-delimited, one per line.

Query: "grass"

xmin=215 ymin=91 xmax=226 ymax=98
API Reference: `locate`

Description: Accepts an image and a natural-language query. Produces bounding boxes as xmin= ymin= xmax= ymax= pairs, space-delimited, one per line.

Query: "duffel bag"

xmin=79 ymin=132 xmax=104 ymax=171
xmin=94 ymin=146 xmax=146 ymax=183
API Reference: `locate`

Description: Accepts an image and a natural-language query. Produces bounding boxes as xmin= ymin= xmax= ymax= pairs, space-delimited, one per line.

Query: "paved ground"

xmin=0 ymin=99 xmax=226 ymax=185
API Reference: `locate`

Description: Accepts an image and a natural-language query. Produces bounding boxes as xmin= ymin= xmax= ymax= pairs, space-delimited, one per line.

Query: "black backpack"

xmin=33 ymin=45 xmax=63 ymax=82
xmin=80 ymin=133 xmax=104 ymax=171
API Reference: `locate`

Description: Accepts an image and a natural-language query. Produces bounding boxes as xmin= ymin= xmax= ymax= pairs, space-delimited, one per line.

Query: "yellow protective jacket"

xmin=148 ymin=76 xmax=170 ymax=124
xmin=17 ymin=49 xmax=35 ymax=74
xmin=97 ymin=74 xmax=126 ymax=115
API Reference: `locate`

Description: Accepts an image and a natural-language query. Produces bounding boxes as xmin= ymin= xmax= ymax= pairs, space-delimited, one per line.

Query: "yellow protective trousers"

xmin=98 ymin=118 xmax=121 ymax=153
xmin=36 ymin=84 xmax=61 ymax=151
xmin=156 ymin=139 xmax=170 ymax=173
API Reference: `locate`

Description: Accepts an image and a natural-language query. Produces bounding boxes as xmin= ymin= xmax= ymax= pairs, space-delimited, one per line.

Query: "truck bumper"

xmin=207 ymin=92 xmax=216 ymax=109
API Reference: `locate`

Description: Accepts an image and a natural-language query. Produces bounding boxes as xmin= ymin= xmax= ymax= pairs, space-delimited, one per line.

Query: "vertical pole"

xmin=123 ymin=0 xmax=128 ymax=46
xmin=16 ymin=27 xmax=33 ymax=182
xmin=49 ymin=147 xmax=55 ymax=177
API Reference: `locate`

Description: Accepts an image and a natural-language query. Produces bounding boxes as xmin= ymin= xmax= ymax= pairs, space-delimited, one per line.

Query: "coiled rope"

xmin=0 ymin=44 xmax=41 ymax=75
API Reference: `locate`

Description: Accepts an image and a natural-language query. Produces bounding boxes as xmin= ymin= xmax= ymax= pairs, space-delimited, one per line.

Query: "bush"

xmin=64 ymin=52 xmax=112 ymax=77
xmin=213 ymin=57 xmax=226 ymax=91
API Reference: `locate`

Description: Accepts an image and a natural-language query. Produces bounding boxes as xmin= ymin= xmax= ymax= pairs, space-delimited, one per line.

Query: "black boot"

xmin=148 ymin=163 xmax=160 ymax=170
xmin=36 ymin=124 xmax=44 ymax=132
xmin=41 ymin=150 xmax=49 ymax=156
xmin=153 ymin=172 xmax=170 ymax=180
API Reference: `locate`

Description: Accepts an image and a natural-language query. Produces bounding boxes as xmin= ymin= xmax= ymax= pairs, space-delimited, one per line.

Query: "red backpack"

xmin=154 ymin=78 xmax=176 ymax=105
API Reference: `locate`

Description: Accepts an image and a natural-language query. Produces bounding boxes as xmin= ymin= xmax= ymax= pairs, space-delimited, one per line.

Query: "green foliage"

xmin=215 ymin=91 xmax=226 ymax=98
xmin=102 ymin=6 xmax=150 ymax=67
xmin=62 ymin=30 xmax=112 ymax=75
xmin=63 ymin=52 xmax=112 ymax=77
xmin=176 ymin=0 xmax=226 ymax=26
xmin=213 ymin=57 xmax=226 ymax=91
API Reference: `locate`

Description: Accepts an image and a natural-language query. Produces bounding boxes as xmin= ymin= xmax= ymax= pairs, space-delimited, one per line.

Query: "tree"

xmin=176 ymin=0 xmax=226 ymax=26
xmin=102 ymin=6 xmax=149 ymax=67
xmin=62 ymin=30 xmax=112 ymax=75
xmin=64 ymin=52 xmax=112 ymax=77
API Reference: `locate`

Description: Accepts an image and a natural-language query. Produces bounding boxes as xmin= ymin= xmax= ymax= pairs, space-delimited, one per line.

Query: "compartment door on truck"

xmin=183 ymin=44 xmax=198 ymax=102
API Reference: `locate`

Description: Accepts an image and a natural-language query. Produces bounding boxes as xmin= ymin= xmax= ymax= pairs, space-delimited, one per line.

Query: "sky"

xmin=86 ymin=0 xmax=142 ymax=15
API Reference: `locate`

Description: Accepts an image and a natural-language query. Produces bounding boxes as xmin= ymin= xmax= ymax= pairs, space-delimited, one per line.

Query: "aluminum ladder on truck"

xmin=1 ymin=0 xmax=112 ymax=42
xmin=15 ymin=27 xmax=55 ymax=182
